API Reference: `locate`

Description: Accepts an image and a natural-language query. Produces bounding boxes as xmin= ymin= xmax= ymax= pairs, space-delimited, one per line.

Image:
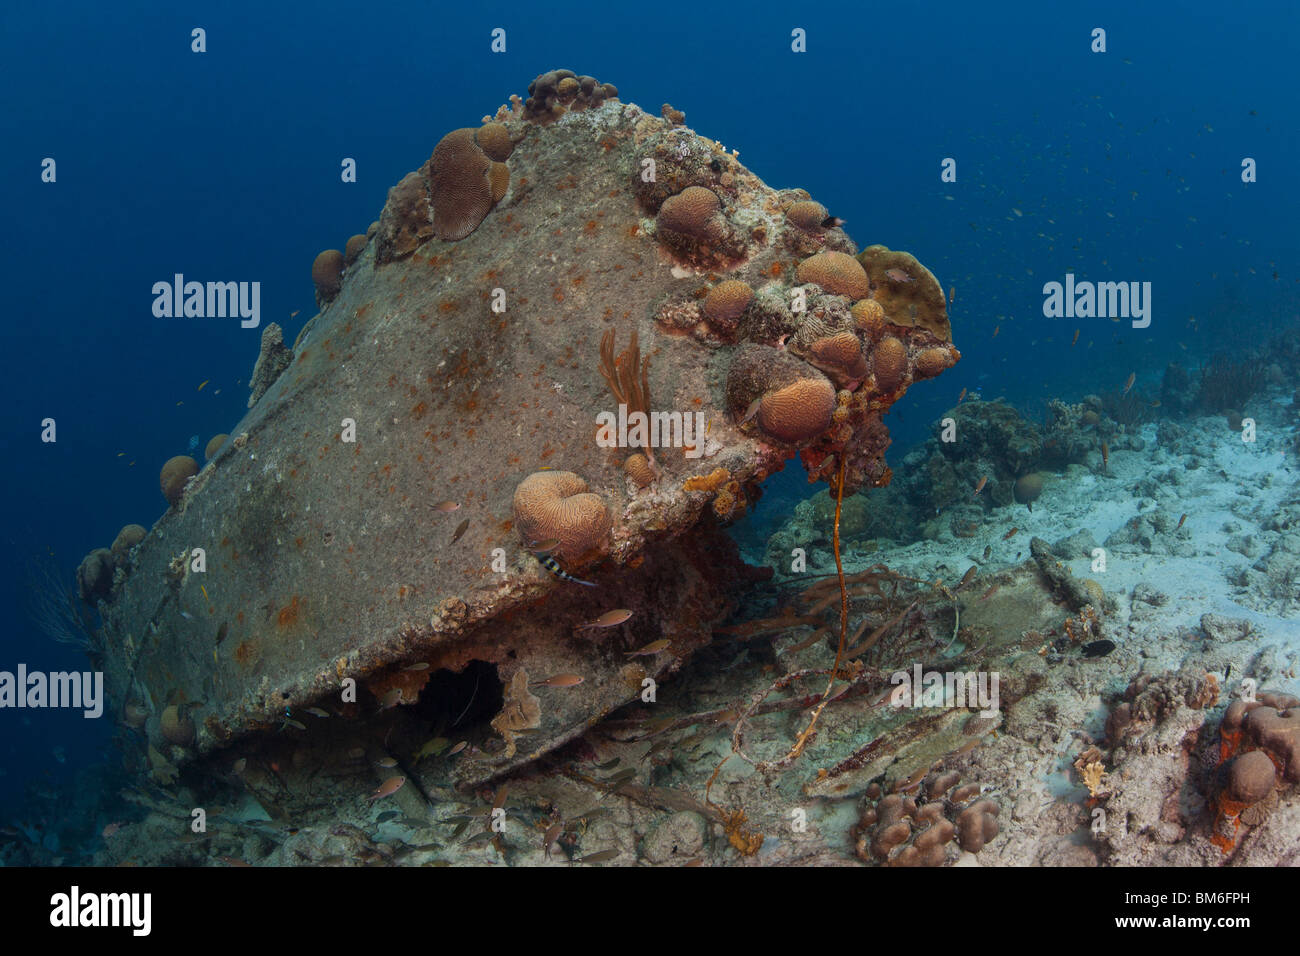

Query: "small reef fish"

xmin=415 ymin=737 xmax=450 ymax=760
xmin=290 ymin=309 xmax=300 ymax=318
xmin=450 ymin=518 xmax=470 ymax=543
xmin=992 ymin=325 xmax=1000 ymax=338
xmin=1081 ymin=639 xmax=1116 ymax=658
xmin=527 ymin=538 xmax=560 ymax=554
xmin=626 ymin=638 xmax=671 ymax=657
xmin=1122 ymin=372 xmax=1136 ymax=395
xmin=403 ymin=662 xmax=430 ymax=672
xmin=957 ymin=566 xmax=978 ymax=591
xmin=737 ymin=396 xmax=762 ymax=426
xmin=1100 ymin=442 xmax=1110 ymax=473
xmin=1071 ymin=329 xmax=1080 ymax=348
xmin=539 ymin=554 xmax=595 ymax=587
xmin=367 ymin=777 xmax=406 ymax=802
xmin=375 ymin=757 xmax=398 ymax=768
xmin=576 ymin=609 xmax=633 ymax=630
xmin=574 ymin=849 xmax=621 ymax=864
xmin=433 ymin=501 xmax=460 ymax=513
xmin=379 ymin=689 xmax=403 ymax=710
xmin=543 ymin=823 xmax=563 ymax=853
xmin=530 ymin=674 xmax=584 ymax=688
xmin=958 ymin=387 xmax=967 ymax=403
xmin=972 ymin=475 xmax=988 ymax=497
xmin=978 ymin=583 xmax=1001 ymax=602
xmin=1176 ymin=513 xmax=1188 ymax=530
xmin=948 ymin=286 xmax=956 ymax=305
xmin=822 ymin=215 xmax=845 ymax=228
xmin=280 ymin=718 xmax=306 ymax=732
xmin=197 ymin=380 xmax=209 ymax=392
xmin=447 ymin=740 xmax=469 ymax=756
xmin=102 ymin=822 xmax=124 ymax=839
xmin=885 ymin=268 xmax=914 ymax=283
xmin=1002 ymin=527 xmax=1018 ymax=541
xmin=305 ymin=706 xmax=329 ymax=717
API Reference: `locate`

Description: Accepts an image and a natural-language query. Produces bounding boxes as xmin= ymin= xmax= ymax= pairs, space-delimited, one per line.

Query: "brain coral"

xmin=805 ymin=331 xmax=868 ymax=387
xmin=703 ymin=280 xmax=754 ymax=330
xmin=785 ymin=200 xmax=829 ymax=231
xmin=429 ymin=128 xmax=494 ymax=242
xmin=851 ymin=298 xmax=886 ymax=337
xmin=160 ymin=455 xmax=199 ymax=507
xmin=857 ymin=245 xmax=951 ymax=342
xmin=872 ymin=336 xmax=908 ymax=393
xmin=759 ymin=378 xmax=837 ymax=444
xmin=488 ymin=162 xmax=510 ymax=203
xmin=311 ymin=249 xmax=344 ymax=303
xmin=623 ymin=453 xmax=656 ymax=488
xmin=512 ymin=471 xmax=612 ymax=565
xmin=796 ymin=251 xmax=870 ymax=299
xmin=376 ymin=169 xmax=435 ymax=264
xmin=658 ymin=186 xmax=726 ymax=241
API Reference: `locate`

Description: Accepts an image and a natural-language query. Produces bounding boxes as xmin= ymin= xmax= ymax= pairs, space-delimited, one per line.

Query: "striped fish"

xmin=539 ymin=554 xmax=596 ymax=587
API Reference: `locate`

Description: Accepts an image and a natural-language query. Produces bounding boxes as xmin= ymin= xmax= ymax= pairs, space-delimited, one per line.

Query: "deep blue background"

xmin=1 ymin=1 xmax=1295 ymax=825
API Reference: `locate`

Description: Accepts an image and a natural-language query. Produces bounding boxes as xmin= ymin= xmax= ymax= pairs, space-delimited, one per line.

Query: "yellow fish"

xmin=197 ymin=380 xmax=209 ymax=392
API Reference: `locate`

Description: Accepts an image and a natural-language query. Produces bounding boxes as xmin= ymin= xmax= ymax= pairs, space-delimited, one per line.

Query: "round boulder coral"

xmin=1228 ymin=750 xmax=1276 ymax=803
xmin=76 ymin=548 xmax=115 ymax=603
xmin=110 ymin=524 xmax=147 ymax=564
xmin=311 ymin=249 xmax=344 ymax=303
xmin=796 ymin=251 xmax=870 ymax=299
xmin=623 ymin=453 xmax=656 ymax=488
xmin=785 ymin=200 xmax=828 ymax=231
xmin=204 ymin=434 xmax=228 ymax=461
xmin=703 ymin=280 xmax=754 ymax=330
xmin=872 ymin=336 xmax=908 ymax=393
xmin=160 ymin=456 xmax=199 ymax=508
xmin=726 ymin=345 xmax=836 ymax=445
xmin=1013 ymin=473 xmax=1044 ymax=507
xmin=376 ymin=169 xmax=435 ymax=264
xmin=474 ymin=122 xmax=514 ymax=162
xmin=914 ymin=345 xmax=960 ymax=380
xmin=429 ymin=128 xmax=494 ymax=242
xmin=160 ymin=704 xmax=194 ymax=747
xmin=512 ymin=471 xmax=612 ymax=565
xmin=344 ymin=234 xmax=368 ymax=266
xmin=851 ymin=298 xmax=886 ymax=337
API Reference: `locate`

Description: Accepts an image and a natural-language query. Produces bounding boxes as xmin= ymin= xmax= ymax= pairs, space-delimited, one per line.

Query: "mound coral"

xmin=160 ymin=456 xmax=199 ymax=507
xmin=857 ymin=245 xmax=950 ymax=341
xmin=914 ymin=345 xmax=959 ymax=380
xmin=522 ymin=70 xmax=616 ymax=123
xmin=1013 ymin=472 xmax=1044 ymax=508
xmin=76 ymin=548 xmax=115 ymax=603
xmin=376 ymin=170 xmax=435 ymax=264
xmin=512 ymin=471 xmax=612 ymax=565
xmin=110 ymin=524 xmax=147 ymax=564
xmin=311 ymin=249 xmax=344 ymax=304
xmin=852 ymin=772 xmax=999 ymax=866
xmin=160 ymin=704 xmax=194 ymax=747
xmin=204 ymin=434 xmax=228 ymax=461
xmin=474 ymin=122 xmax=514 ymax=162
xmin=657 ymin=186 xmax=728 ymax=248
xmin=1212 ymin=691 xmax=1300 ymax=850
xmin=343 ymin=234 xmax=368 ymax=266
xmin=796 ymin=251 xmax=870 ymax=299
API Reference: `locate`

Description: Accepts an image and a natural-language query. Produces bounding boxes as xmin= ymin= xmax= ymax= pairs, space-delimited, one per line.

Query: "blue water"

xmin=1 ymin=0 xmax=1296 ymax=850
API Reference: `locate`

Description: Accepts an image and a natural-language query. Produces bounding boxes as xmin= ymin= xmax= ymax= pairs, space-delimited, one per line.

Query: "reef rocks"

xmin=95 ymin=70 xmax=956 ymax=792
